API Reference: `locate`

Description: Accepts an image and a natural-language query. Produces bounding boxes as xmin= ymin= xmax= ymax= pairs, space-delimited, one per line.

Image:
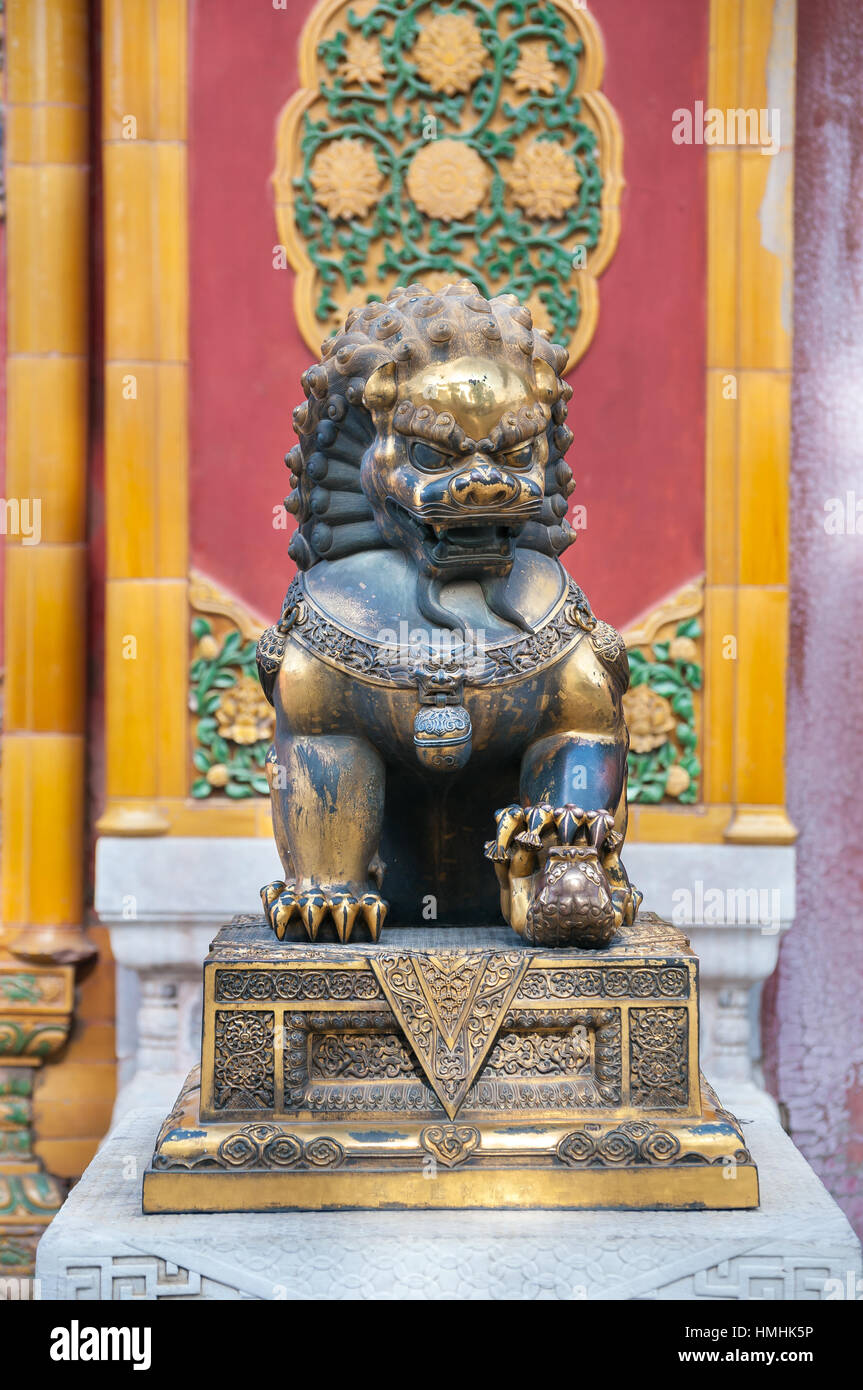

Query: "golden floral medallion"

xmin=512 ymin=41 xmax=558 ymax=96
xmin=340 ymin=34 xmax=385 ymax=86
xmin=411 ymin=12 xmax=487 ymax=95
xmin=310 ymin=138 xmax=383 ymax=221
xmin=622 ymin=685 xmax=677 ymax=755
xmin=509 ymin=139 xmax=581 ymax=220
xmin=406 ymin=139 xmax=489 ymax=222
xmin=216 ymin=676 xmax=276 ymax=747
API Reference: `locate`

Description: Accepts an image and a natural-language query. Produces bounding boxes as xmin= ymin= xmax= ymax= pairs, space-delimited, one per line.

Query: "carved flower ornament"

xmin=216 ymin=675 xmax=276 ymax=746
xmin=509 ymin=139 xmax=581 ymax=220
xmin=310 ymin=138 xmax=384 ymax=221
xmin=411 ymin=12 xmax=487 ymax=95
xmin=406 ymin=139 xmax=489 ymax=222
xmin=622 ymin=685 xmax=677 ymax=754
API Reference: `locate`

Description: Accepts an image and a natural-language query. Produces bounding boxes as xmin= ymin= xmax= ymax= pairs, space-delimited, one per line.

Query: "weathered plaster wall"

xmin=763 ymin=0 xmax=863 ymax=1239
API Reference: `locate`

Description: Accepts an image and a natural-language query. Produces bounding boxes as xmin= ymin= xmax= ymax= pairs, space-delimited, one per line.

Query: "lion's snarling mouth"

xmin=386 ymin=499 xmax=527 ymax=566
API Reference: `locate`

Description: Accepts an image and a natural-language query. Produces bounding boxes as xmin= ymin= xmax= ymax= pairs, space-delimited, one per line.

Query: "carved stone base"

xmin=143 ymin=915 xmax=757 ymax=1212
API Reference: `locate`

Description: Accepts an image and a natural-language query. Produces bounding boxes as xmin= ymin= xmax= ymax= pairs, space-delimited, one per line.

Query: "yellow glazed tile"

xmin=702 ymin=585 xmax=737 ymax=804
xmin=104 ymin=581 xmax=162 ymax=799
xmin=6 ymin=165 xmax=89 ymax=355
xmin=34 ymin=1138 xmax=105 ymax=1181
xmin=705 ymin=369 xmax=738 ymax=586
xmin=709 ymin=0 xmax=741 ymax=112
xmin=29 ymin=734 xmax=87 ymax=860
xmin=34 ymin=1062 xmax=117 ymax=1135
xmin=155 ymin=365 xmax=189 ymax=576
xmin=102 ymin=0 xmax=155 ymax=141
xmin=168 ymin=802 xmax=259 ymax=837
xmin=155 ymin=0 xmax=188 ymax=141
xmin=739 ymin=0 xmax=772 ymax=113
xmin=6 ymin=0 xmax=42 ymax=103
xmin=734 ymin=587 xmax=788 ymax=805
xmin=706 ymin=151 xmax=739 ymax=369
xmin=737 ymin=370 xmax=790 ymax=586
xmin=104 ymin=580 xmax=188 ymax=799
xmin=0 ymin=738 xmax=31 ymax=923
xmin=6 ymin=0 xmax=87 ymax=105
xmin=104 ymin=362 xmax=158 ymax=579
xmin=103 ymin=143 xmax=158 ymax=360
xmin=1 ymin=735 xmax=85 ymax=926
xmin=7 ymin=104 xmax=89 ymax=164
xmin=4 ymin=546 xmax=87 ymax=734
xmin=42 ymin=0 xmax=89 ymax=104
xmin=630 ymin=806 xmax=730 ymax=844
xmin=155 ymin=581 xmax=190 ymax=798
xmin=725 ymin=804 xmax=797 ymax=843
xmin=105 ymin=364 xmax=189 ymax=579
xmin=155 ymin=143 xmax=189 ymax=362
xmin=739 ymin=150 xmax=792 ymax=371
xmin=6 ymin=357 xmax=88 ymax=544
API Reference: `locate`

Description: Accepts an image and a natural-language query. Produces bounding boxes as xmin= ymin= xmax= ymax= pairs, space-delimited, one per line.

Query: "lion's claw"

xmin=360 ymin=891 xmax=388 ymax=942
xmin=329 ymin=891 xmax=361 ymax=943
xmin=260 ymin=881 xmax=387 ymax=943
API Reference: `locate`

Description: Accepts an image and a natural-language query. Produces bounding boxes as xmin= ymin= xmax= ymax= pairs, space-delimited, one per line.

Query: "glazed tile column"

xmin=705 ymin=0 xmax=797 ymax=848
xmin=667 ymin=0 xmax=798 ymax=1093
xmin=97 ymin=0 xmax=189 ymax=837
xmin=2 ymin=0 xmax=92 ymax=963
xmin=1 ymin=0 xmax=92 ymax=1278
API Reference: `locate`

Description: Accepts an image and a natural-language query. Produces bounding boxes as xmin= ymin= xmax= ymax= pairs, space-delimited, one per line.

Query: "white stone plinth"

xmin=36 ymin=1085 xmax=859 ymax=1301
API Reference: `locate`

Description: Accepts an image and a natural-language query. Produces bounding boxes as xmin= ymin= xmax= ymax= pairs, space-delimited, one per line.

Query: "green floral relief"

xmin=0 ymin=975 xmax=41 ymax=1005
xmin=288 ymin=0 xmax=614 ymax=349
xmin=625 ymin=619 xmax=702 ymax=805
xmin=189 ymin=618 xmax=273 ymax=800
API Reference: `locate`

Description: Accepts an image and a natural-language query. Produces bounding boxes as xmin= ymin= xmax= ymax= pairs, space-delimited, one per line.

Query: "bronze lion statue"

xmin=257 ymin=281 xmax=640 ymax=947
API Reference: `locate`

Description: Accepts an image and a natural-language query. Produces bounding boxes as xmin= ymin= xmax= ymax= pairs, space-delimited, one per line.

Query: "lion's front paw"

xmin=260 ymin=881 xmax=388 ymax=943
xmin=484 ymin=803 xmax=616 ymax=874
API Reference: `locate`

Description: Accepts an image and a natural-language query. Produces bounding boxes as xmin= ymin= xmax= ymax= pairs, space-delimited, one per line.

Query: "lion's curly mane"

xmin=284 ymin=279 xmax=578 ymax=570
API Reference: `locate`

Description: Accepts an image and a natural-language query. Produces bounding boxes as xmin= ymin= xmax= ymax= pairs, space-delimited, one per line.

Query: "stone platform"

xmin=36 ymin=1088 xmax=861 ymax=1300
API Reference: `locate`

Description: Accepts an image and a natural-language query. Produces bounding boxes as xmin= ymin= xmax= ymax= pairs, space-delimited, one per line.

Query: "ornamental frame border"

xmin=271 ymin=0 xmax=624 ymax=370
xmin=92 ymin=0 xmax=797 ymax=849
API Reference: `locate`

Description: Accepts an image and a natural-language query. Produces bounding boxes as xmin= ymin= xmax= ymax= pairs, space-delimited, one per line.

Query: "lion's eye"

xmin=409 ymin=440 xmax=454 ymax=471
xmin=501 ymin=441 xmax=535 ymax=469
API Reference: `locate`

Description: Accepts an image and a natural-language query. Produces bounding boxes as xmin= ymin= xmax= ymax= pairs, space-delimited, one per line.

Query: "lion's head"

xmin=286 ymin=281 xmax=576 ymax=629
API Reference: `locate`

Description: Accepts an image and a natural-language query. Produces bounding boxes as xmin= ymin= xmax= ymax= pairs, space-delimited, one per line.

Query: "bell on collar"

xmin=413 ymin=699 xmax=472 ymax=771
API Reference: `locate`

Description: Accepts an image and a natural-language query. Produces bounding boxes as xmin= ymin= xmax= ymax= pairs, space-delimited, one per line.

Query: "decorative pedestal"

xmin=143 ymin=916 xmax=758 ymax=1212
xmin=97 ymin=841 xmax=796 ymax=1125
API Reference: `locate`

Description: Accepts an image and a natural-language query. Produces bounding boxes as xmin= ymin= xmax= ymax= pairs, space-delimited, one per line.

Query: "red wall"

xmin=189 ymin=0 xmax=707 ymax=630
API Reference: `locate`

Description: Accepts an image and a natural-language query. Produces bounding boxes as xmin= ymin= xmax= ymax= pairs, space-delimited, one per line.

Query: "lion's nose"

xmin=449 ymin=464 xmax=520 ymax=509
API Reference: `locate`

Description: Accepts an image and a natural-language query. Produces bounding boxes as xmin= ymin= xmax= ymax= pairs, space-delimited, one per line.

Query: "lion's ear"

xmin=362 ymin=361 xmax=398 ymax=412
xmin=534 ymin=359 xmax=560 ymax=405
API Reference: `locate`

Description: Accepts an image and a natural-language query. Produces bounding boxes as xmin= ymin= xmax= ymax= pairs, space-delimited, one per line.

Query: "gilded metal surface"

xmin=151 ymin=283 xmax=758 ymax=1213
xmin=143 ymin=916 xmax=758 ymax=1211
xmin=370 ymin=950 xmax=530 ymax=1117
xmin=258 ymin=281 xmax=640 ymax=949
